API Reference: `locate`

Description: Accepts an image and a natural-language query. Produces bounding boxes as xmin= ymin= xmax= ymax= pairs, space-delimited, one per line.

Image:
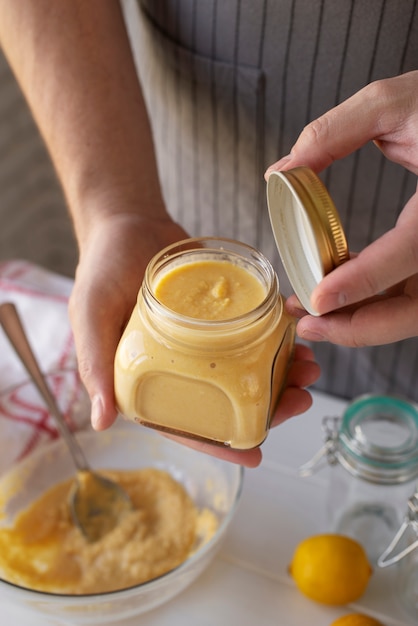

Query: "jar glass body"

xmin=324 ymin=396 xmax=418 ymax=564
xmin=327 ymin=464 xmax=414 ymax=565
xmin=114 ymin=238 xmax=295 ymax=450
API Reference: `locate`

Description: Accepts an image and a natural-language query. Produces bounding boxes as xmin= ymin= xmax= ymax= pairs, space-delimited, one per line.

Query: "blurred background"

xmin=0 ymin=48 xmax=77 ymax=278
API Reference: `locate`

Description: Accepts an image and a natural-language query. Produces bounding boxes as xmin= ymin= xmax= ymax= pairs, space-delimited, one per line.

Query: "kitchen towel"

xmin=0 ymin=260 xmax=90 ymax=474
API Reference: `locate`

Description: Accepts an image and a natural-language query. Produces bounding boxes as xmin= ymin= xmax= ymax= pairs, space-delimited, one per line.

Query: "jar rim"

xmin=142 ymin=237 xmax=280 ymax=331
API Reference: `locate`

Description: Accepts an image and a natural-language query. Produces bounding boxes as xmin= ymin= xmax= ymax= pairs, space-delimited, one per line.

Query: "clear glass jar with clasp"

xmin=114 ymin=237 xmax=295 ymax=450
xmin=300 ymin=395 xmax=418 ymax=564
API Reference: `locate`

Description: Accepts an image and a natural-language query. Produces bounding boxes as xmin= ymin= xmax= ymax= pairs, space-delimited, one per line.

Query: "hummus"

xmin=0 ymin=468 xmax=217 ymax=594
xmin=154 ymin=259 xmax=266 ymax=320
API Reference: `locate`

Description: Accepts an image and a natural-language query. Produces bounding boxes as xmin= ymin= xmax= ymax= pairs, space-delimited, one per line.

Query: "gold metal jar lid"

xmin=266 ymin=167 xmax=349 ymax=315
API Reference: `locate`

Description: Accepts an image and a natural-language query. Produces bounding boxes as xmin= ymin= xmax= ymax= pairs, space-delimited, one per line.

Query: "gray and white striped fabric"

xmin=125 ymin=0 xmax=418 ymax=401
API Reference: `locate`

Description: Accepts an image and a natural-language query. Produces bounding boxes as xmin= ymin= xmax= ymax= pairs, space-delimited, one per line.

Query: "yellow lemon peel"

xmin=289 ymin=534 xmax=372 ymax=606
xmin=329 ymin=614 xmax=386 ymax=626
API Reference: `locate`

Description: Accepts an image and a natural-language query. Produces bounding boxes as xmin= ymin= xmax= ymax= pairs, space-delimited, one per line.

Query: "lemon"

xmin=330 ymin=614 xmax=385 ymax=626
xmin=289 ymin=534 xmax=372 ymax=605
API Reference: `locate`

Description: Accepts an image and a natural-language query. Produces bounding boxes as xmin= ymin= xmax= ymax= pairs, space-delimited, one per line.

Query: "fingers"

xmin=164 ymin=433 xmax=263 ymax=468
xmin=312 ymin=216 xmax=418 ymax=316
xmin=270 ymin=387 xmax=314 ymax=428
xmin=291 ymin=223 xmax=418 ymax=346
xmin=69 ymin=215 xmax=189 ymax=432
xmin=68 ymin=221 xmax=135 ymax=431
xmin=292 ymin=342 xmax=317 ymax=362
xmin=266 ymin=85 xmax=381 ymax=176
xmin=265 ymin=72 xmax=418 ymax=350
xmin=285 ymin=294 xmax=308 ymax=319
xmin=286 ymin=344 xmax=321 ymax=388
xmin=296 ymin=293 xmax=418 ymax=347
xmin=281 ymin=179 xmax=418 ymax=348
xmin=265 ymin=72 xmax=418 ymax=178
xmin=270 ymin=343 xmax=321 ymax=428
xmin=69 ymin=285 xmax=121 ymax=431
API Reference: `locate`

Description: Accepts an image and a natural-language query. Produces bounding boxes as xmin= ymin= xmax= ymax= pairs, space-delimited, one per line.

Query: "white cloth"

xmin=0 ymin=260 xmax=89 ymax=475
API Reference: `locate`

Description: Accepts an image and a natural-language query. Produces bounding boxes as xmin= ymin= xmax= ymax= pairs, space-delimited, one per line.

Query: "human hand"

xmin=265 ymin=71 xmax=418 ymax=348
xmin=68 ymin=212 xmax=188 ymax=431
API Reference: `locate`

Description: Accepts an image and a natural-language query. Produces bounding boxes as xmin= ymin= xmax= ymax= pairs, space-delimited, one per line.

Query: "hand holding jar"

xmin=114 ymin=237 xmax=320 ymax=467
xmin=70 ymin=218 xmax=320 ymax=468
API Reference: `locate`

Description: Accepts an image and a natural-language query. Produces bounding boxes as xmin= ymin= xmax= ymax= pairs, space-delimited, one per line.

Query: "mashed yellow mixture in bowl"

xmin=0 ymin=467 xmax=217 ymax=594
xmin=0 ymin=424 xmax=243 ymax=622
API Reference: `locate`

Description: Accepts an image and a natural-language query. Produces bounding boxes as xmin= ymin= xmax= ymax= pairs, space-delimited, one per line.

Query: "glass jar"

xmin=114 ymin=237 xmax=295 ymax=450
xmin=300 ymin=395 xmax=418 ymax=563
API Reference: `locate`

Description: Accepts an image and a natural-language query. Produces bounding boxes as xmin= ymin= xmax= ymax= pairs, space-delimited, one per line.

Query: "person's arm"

xmin=266 ymin=71 xmax=418 ymax=348
xmin=0 ymin=0 xmax=184 ymax=427
xmin=0 ymin=0 xmax=166 ymax=242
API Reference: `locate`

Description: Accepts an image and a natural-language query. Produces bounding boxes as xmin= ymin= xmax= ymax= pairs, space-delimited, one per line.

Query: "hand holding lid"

xmin=266 ymin=167 xmax=349 ymax=316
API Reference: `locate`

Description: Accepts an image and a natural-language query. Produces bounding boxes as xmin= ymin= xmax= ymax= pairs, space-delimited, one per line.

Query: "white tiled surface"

xmin=2 ymin=391 xmax=415 ymax=625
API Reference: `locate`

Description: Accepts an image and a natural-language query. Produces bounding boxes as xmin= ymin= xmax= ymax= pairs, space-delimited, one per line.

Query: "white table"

xmin=2 ymin=391 xmax=415 ymax=625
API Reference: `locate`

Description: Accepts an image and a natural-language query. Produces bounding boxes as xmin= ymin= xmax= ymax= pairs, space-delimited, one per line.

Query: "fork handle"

xmin=0 ymin=301 xmax=89 ymax=471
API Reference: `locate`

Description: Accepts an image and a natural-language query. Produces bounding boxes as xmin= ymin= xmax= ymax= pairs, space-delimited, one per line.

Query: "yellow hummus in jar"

xmin=0 ymin=468 xmax=218 ymax=594
xmin=154 ymin=259 xmax=267 ymax=320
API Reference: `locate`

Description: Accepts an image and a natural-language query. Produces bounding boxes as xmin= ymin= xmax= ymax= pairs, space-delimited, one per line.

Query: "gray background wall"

xmin=0 ymin=49 xmax=77 ymax=278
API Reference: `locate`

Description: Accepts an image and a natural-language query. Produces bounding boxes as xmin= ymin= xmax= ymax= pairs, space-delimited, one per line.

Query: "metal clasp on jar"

xmin=377 ymin=489 xmax=418 ymax=568
xmin=298 ymin=416 xmax=341 ymax=477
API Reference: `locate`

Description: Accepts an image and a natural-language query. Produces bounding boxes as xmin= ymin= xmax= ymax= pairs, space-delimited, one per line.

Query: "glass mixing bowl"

xmin=0 ymin=391 xmax=243 ymax=625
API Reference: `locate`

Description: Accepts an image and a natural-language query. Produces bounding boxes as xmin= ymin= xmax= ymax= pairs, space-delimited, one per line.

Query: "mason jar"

xmin=114 ymin=237 xmax=295 ymax=450
xmin=300 ymin=395 xmax=418 ymax=564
